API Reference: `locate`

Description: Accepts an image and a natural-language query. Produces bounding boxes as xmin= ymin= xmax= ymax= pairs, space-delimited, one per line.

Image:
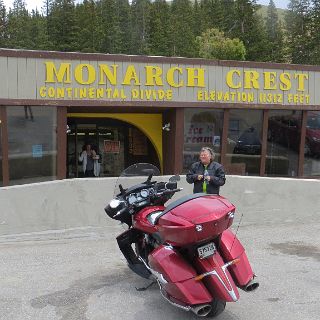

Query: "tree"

xmin=29 ymin=9 xmax=51 ymax=50
xmin=196 ymin=28 xmax=246 ymax=60
xmin=168 ymin=0 xmax=196 ymax=57
xmin=131 ymin=0 xmax=151 ymax=55
xmin=285 ymin=0 xmax=312 ymax=64
xmin=265 ymin=0 xmax=285 ymax=62
xmin=230 ymin=0 xmax=269 ymax=61
xmin=0 ymin=0 xmax=7 ymax=47
xmin=104 ymin=0 xmax=132 ymax=54
xmin=74 ymin=0 xmax=102 ymax=52
xmin=309 ymin=0 xmax=320 ymax=64
xmin=46 ymin=0 xmax=77 ymax=52
xmin=148 ymin=0 xmax=171 ymax=56
xmin=6 ymin=0 xmax=33 ymax=48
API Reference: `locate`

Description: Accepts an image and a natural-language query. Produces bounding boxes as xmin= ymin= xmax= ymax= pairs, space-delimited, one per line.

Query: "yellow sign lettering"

xmin=122 ymin=65 xmax=141 ymax=85
xmin=45 ymin=62 xmax=71 ymax=83
xmin=99 ymin=64 xmax=118 ymax=85
xmin=295 ymin=73 xmax=308 ymax=92
xmin=279 ymin=73 xmax=291 ymax=91
xmin=244 ymin=70 xmax=259 ymax=89
xmin=167 ymin=67 xmax=183 ymax=88
xmin=186 ymin=68 xmax=205 ymax=87
xmin=226 ymin=70 xmax=241 ymax=89
xmin=263 ymin=72 xmax=277 ymax=90
xmin=145 ymin=66 xmax=163 ymax=86
xmin=74 ymin=64 xmax=96 ymax=85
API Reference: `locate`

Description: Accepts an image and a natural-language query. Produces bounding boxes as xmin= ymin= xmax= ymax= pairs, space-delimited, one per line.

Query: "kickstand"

xmin=135 ymin=280 xmax=156 ymax=291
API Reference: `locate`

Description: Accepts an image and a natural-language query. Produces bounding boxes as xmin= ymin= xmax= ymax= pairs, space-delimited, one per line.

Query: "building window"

xmin=7 ymin=106 xmax=57 ymax=185
xmin=183 ymin=108 xmax=224 ymax=172
xmin=226 ymin=110 xmax=263 ymax=175
xmin=303 ymin=111 xmax=320 ymax=177
xmin=266 ymin=110 xmax=302 ymax=177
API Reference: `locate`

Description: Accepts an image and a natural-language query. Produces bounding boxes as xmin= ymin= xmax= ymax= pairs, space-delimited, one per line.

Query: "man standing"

xmin=186 ymin=147 xmax=226 ymax=194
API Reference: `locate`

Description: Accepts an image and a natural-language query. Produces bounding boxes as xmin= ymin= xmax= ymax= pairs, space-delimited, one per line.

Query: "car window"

xmin=307 ymin=116 xmax=320 ymax=129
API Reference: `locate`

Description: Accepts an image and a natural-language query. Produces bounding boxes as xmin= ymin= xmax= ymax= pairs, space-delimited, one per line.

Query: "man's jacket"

xmin=186 ymin=161 xmax=226 ymax=194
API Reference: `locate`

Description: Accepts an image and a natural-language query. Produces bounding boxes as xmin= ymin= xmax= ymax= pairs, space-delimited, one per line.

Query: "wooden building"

xmin=1 ymin=48 xmax=320 ymax=186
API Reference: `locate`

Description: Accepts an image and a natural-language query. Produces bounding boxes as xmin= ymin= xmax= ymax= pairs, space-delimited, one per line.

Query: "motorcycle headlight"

xmin=105 ymin=199 xmax=123 ymax=218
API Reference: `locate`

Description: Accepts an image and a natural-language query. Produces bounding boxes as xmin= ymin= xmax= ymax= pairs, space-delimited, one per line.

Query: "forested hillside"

xmin=0 ymin=0 xmax=318 ymax=65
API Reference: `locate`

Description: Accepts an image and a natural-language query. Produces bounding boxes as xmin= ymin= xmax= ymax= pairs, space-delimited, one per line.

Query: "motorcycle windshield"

xmin=113 ymin=163 xmax=161 ymax=198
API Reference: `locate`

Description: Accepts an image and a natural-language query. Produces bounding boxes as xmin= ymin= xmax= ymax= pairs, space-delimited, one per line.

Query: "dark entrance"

xmin=67 ymin=117 xmax=160 ymax=178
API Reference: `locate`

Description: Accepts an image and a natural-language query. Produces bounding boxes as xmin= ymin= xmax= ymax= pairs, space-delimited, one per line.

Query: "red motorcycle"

xmin=105 ymin=164 xmax=259 ymax=318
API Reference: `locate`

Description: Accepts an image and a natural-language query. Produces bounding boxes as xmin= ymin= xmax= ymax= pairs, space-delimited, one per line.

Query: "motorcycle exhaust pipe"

xmin=190 ymin=304 xmax=212 ymax=317
xmin=240 ymin=278 xmax=259 ymax=292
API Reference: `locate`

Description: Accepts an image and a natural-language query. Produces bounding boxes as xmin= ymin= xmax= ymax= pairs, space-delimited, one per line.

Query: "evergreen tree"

xmin=46 ymin=0 xmax=77 ymax=52
xmin=309 ymin=0 xmax=320 ymax=64
xmin=114 ymin=0 xmax=131 ymax=54
xmin=148 ymin=0 xmax=171 ymax=56
xmin=29 ymin=9 xmax=51 ymax=50
xmin=0 ymin=0 xmax=7 ymax=47
xmin=6 ymin=0 xmax=33 ymax=48
xmin=74 ymin=0 xmax=101 ymax=52
xmin=131 ymin=0 xmax=151 ymax=55
xmin=97 ymin=0 xmax=116 ymax=53
xmin=221 ymin=0 xmax=238 ymax=35
xmin=285 ymin=0 xmax=312 ymax=64
xmin=265 ymin=0 xmax=285 ymax=62
xmin=169 ymin=0 xmax=196 ymax=57
xmin=230 ymin=0 xmax=269 ymax=61
xmin=198 ymin=0 xmax=224 ymax=34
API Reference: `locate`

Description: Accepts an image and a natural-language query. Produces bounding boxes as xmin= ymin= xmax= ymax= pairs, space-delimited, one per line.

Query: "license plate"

xmin=197 ymin=242 xmax=216 ymax=259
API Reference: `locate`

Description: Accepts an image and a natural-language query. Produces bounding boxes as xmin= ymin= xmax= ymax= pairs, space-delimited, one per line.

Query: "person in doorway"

xmin=186 ymin=147 xmax=225 ymax=194
xmin=78 ymin=143 xmax=100 ymax=177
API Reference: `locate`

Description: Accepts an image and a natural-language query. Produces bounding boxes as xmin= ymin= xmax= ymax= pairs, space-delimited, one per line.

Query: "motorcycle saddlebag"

xmin=148 ymin=245 xmax=212 ymax=305
xmin=219 ymin=230 xmax=255 ymax=287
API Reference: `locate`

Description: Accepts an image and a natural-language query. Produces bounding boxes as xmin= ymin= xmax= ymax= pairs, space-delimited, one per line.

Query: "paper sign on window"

xmin=104 ymin=140 xmax=120 ymax=153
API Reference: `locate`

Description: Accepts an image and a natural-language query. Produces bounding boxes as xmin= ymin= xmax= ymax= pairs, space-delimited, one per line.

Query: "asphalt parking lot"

xmin=0 ymin=215 xmax=319 ymax=320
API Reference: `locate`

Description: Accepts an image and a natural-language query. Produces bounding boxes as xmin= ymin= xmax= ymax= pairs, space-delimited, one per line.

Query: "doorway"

xmin=67 ymin=117 xmax=161 ymax=178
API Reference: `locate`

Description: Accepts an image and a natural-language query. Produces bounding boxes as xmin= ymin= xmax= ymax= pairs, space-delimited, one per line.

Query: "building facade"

xmin=1 ymin=48 xmax=320 ymax=186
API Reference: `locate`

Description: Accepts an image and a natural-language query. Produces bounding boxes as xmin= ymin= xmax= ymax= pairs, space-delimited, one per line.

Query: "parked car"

xmin=233 ymin=127 xmax=262 ymax=155
xmin=268 ymin=113 xmax=320 ymax=156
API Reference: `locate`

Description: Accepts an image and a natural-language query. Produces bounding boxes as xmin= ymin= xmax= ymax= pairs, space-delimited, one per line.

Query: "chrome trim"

xmin=190 ymin=304 xmax=212 ymax=317
xmin=240 ymin=278 xmax=259 ymax=292
xmin=158 ymin=281 xmax=191 ymax=311
xmin=138 ymin=257 xmax=168 ymax=284
xmin=228 ymin=211 xmax=235 ymax=219
xmin=196 ymin=260 xmax=239 ymax=302
xmin=147 ymin=210 xmax=163 ymax=225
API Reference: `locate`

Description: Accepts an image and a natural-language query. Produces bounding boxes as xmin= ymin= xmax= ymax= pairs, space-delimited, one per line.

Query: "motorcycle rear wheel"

xmin=206 ymin=299 xmax=226 ymax=318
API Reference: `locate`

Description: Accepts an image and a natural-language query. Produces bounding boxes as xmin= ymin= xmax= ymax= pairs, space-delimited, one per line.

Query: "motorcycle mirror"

xmin=169 ymin=175 xmax=180 ymax=182
xmin=119 ymin=184 xmax=125 ymax=195
xmin=143 ymin=169 xmax=155 ymax=184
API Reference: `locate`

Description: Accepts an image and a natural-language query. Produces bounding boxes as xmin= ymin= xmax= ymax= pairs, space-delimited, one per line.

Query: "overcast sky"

xmin=3 ymin=0 xmax=290 ymax=12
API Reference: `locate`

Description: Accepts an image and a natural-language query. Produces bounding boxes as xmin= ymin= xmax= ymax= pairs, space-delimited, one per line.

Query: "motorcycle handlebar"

xmin=158 ymin=187 xmax=183 ymax=196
